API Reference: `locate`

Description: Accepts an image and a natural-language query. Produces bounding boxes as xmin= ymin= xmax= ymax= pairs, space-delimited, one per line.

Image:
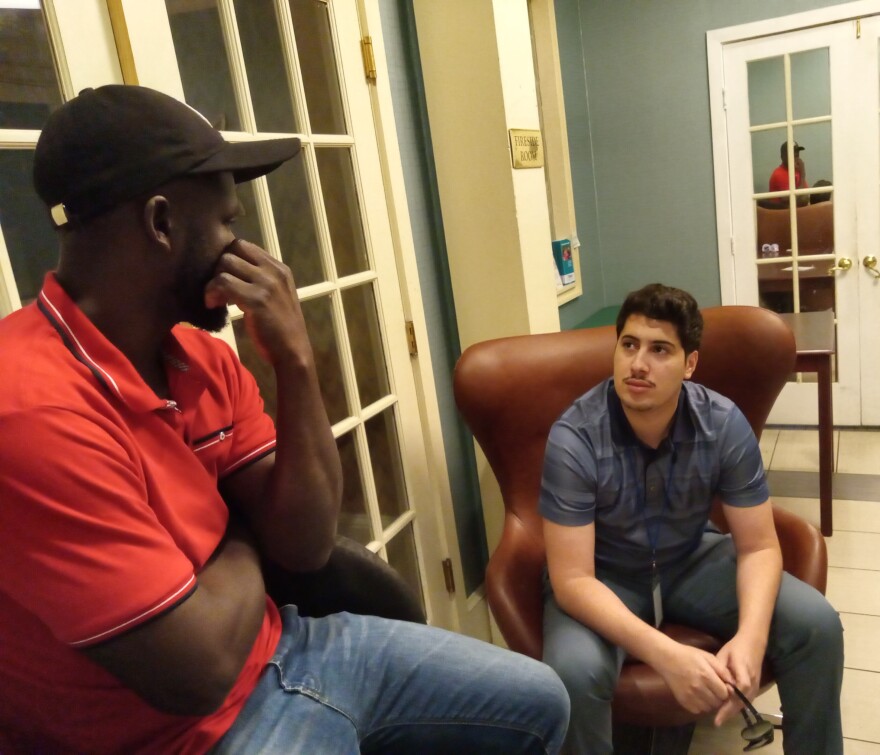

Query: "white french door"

xmin=0 ymin=0 xmax=467 ymax=631
xmin=710 ymin=3 xmax=880 ymax=426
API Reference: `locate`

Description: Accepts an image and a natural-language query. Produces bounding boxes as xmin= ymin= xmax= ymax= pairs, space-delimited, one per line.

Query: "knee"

xmin=774 ymin=591 xmax=843 ymax=666
xmin=808 ymin=599 xmax=844 ymax=658
xmin=543 ymin=645 xmax=618 ymax=706
xmin=499 ymin=654 xmax=571 ymax=741
xmin=534 ymin=663 xmax=572 ymax=726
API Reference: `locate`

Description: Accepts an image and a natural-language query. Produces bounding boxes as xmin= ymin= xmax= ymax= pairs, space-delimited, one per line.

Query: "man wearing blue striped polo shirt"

xmin=539 ymin=283 xmax=842 ymax=754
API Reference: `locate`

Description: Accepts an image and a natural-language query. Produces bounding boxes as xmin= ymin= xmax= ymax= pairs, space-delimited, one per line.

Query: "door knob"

xmin=863 ymin=255 xmax=880 ymax=279
xmin=827 ymin=257 xmax=853 ymax=275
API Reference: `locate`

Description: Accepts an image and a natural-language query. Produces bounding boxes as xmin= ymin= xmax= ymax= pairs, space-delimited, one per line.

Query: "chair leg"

xmin=760 ymin=710 xmax=783 ymax=728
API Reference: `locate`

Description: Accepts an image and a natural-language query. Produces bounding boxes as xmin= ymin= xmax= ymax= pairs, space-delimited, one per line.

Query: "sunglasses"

xmin=730 ymin=684 xmax=780 ymax=751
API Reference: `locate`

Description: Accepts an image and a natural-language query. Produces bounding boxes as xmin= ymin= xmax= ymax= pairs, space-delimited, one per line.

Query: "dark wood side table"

xmin=777 ymin=311 xmax=835 ymax=536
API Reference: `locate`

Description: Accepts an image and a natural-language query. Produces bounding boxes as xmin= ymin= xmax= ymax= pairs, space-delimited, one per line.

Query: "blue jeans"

xmin=543 ymin=533 xmax=843 ymax=755
xmin=212 ymin=606 xmax=570 ymax=754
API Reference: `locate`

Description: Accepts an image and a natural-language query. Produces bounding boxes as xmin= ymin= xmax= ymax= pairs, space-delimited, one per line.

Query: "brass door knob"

xmin=828 ymin=257 xmax=853 ymax=274
xmin=864 ymin=256 xmax=880 ymax=279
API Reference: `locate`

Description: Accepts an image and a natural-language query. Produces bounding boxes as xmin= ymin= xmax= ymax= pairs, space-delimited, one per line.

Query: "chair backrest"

xmin=756 ymin=202 xmax=834 ymax=256
xmin=453 ymin=306 xmax=797 ymax=658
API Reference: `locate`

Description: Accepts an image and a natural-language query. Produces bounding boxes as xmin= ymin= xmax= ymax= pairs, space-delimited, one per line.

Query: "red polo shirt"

xmin=0 ymin=273 xmax=282 ymax=753
xmin=769 ymin=163 xmax=805 ymax=193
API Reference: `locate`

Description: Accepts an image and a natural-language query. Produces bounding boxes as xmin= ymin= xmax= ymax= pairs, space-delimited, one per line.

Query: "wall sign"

xmin=508 ymin=129 xmax=544 ymax=168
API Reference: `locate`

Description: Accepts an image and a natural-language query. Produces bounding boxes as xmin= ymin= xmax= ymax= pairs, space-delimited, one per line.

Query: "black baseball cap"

xmin=780 ymin=140 xmax=805 ymax=158
xmin=33 ymin=85 xmax=301 ymax=227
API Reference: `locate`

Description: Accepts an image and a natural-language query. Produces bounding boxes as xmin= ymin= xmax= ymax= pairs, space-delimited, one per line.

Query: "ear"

xmin=143 ymin=195 xmax=172 ymax=251
xmin=684 ymin=349 xmax=698 ymax=380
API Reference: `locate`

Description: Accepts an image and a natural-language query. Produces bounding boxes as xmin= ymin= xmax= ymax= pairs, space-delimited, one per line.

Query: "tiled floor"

xmin=689 ymin=427 xmax=880 ymax=754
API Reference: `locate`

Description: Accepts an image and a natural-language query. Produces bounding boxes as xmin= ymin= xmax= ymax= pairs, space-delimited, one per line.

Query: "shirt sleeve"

xmin=715 ymin=404 xmax=770 ymax=507
xmin=0 ymin=407 xmax=197 ymax=648
xmin=768 ymin=166 xmax=787 ymax=192
xmin=539 ymin=420 xmax=599 ymax=526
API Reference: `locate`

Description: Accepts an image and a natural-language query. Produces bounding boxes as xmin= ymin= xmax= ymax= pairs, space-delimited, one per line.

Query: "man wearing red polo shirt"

xmin=0 ymin=85 xmax=569 ymax=754
xmin=767 ymin=141 xmax=808 ymax=207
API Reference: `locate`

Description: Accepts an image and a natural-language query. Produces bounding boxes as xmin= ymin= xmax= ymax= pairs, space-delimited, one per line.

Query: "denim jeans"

xmin=212 ymin=605 xmax=570 ymax=754
xmin=543 ymin=532 xmax=844 ymax=755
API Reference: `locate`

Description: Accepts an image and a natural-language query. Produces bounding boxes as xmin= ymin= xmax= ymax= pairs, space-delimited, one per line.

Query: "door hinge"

xmin=442 ymin=558 xmax=456 ymax=595
xmin=857 ymin=17 xmax=862 ymax=39
xmin=729 ymin=236 xmax=735 ymax=257
xmin=722 ymin=87 xmax=727 ymax=111
xmin=405 ymin=319 xmax=418 ymax=356
xmin=361 ymin=36 xmax=377 ymax=83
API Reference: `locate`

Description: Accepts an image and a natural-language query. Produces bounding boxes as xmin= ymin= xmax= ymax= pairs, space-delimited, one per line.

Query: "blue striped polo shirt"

xmin=539 ymin=379 xmax=769 ymax=575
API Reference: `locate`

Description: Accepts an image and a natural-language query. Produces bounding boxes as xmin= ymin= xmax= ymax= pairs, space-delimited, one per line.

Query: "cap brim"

xmin=190 ymin=136 xmax=301 ymax=183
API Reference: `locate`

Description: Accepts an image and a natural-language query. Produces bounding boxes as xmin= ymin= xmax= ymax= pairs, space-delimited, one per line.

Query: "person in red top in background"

xmin=767 ymin=141 xmax=808 ymax=207
xmin=0 ymin=85 xmax=570 ymax=754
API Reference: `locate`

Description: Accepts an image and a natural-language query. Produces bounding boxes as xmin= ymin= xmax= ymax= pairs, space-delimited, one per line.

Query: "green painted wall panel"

xmin=556 ymin=0 xmax=854 ymax=328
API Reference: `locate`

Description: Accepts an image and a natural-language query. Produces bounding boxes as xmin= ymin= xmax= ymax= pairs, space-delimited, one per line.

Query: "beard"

xmin=172 ymin=239 xmax=229 ymax=333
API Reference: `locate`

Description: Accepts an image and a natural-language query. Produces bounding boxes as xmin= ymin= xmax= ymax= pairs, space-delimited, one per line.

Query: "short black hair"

xmin=615 ymin=283 xmax=703 ymax=354
xmin=810 ymin=179 xmax=832 ymax=204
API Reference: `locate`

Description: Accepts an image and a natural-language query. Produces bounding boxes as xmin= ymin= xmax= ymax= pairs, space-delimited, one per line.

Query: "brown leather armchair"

xmin=453 ymin=305 xmax=827 ymax=728
xmin=262 ymin=535 xmax=426 ymax=624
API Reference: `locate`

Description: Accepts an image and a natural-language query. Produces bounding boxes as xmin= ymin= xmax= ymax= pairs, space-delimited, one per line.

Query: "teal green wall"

xmin=379 ymin=0 xmax=488 ymax=595
xmin=556 ymin=0 xmax=854 ymax=330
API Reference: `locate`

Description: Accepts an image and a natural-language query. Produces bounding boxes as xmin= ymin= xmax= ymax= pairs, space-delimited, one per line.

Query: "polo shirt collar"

xmin=606 ymin=379 xmax=695 ymax=450
xmin=37 ymin=273 xmax=209 ymax=414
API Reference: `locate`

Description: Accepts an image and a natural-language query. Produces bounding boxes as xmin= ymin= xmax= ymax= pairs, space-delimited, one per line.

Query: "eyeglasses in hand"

xmin=729 ymin=684 xmax=780 ymax=751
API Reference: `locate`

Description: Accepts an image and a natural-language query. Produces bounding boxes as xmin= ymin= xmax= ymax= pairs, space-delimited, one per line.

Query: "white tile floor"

xmin=689 ymin=427 xmax=880 ymax=754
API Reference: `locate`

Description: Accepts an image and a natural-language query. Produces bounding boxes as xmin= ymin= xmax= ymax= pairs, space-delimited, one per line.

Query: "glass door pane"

xmin=287 ymin=0 xmax=346 ymax=135
xmin=161 ymin=0 xmax=423 ymax=599
xmin=165 ymin=0 xmax=242 ymax=130
xmin=0 ymin=2 xmax=64 ymax=312
xmin=720 ymin=19 xmax=863 ymax=425
xmin=747 ymin=48 xmax=837 ymax=381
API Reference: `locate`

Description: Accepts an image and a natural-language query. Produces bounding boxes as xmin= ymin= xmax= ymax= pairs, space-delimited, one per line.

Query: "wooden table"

xmin=777 ymin=311 xmax=836 ymax=536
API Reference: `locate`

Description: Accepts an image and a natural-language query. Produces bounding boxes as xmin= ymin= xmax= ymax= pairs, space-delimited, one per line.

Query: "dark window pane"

xmin=365 ymin=408 xmax=408 ymax=526
xmin=265 ymin=153 xmax=324 ymax=286
xmin=166 ymin=0 xmax=241 ymax=131
xmin=337 ymin=430 xmax=371 ymax=544
xmin=0 ymin=6 xmax=61 ymax=129
xmin=288 ymin=0 xmax=346 ymax=134
xmin=316 ymin=148 xmax=368 ymax=276
xmin=386 ymin=524 xmax=424 ymax=613
xmin=235 ymin=181 xmax=266 ymax=249
xmin=301 ymin=294 xmax=348 ymax=424
xmin=232 ymin=318 xmax=277 ymax=420
xmin=232 ymin=0 xmax=300 ymax=133
xmin=0 ymin=149 xmax=57 ymax=305
xmin=341 ymin=283 xmax=389 ymax=407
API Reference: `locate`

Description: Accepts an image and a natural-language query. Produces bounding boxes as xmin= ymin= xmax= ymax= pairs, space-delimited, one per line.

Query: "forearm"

xmin=207 ymin=241 xmax=342 ymax=570
xmin=257 ymin=353 xmax=342 ymax=570
xmin=84 ymin=523 xmax=267 ymax=716
xmin=734 ymin=546 xmax=782 ymax=647
xmin=556 ymin=575 xmax=675 ymax=666
xmin=197 ymin=522 xmax=268 ymax=660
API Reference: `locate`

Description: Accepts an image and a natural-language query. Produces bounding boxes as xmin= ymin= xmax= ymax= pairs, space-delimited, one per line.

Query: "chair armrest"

xmin=486 ymin=516 xmax=546 ymax=660
xmin=261 ymin=536 xmax=427 ymax=624
xmin=773 ymin=506 xmax=828 ymax=594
